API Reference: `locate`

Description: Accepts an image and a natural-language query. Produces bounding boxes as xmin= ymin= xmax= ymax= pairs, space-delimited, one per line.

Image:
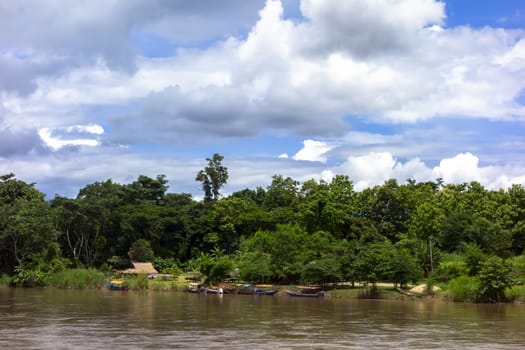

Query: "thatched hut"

xmin=122 ymin=262 xmax=158 ymax=275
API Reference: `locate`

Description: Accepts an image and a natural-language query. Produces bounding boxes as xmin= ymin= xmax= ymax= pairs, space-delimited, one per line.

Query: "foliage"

xmin=301 ymin=257 xmax=342 ymax=285
xmin=507 ymin=255 xmax=525 ymax=284
xmin=11 ymin=265 xmax=49 ymax=287
xmin=2 ymin=170 xmax=525 ymax=304
xmin=107 ymin=256 xmax=131 ymax=270
xmin=448 ymin=275 xmax=480 ymax=302
xmin=477 ymin=256 xmax=512 ymax=302
xmin=504 ymin=285 xmax=525 ymax=301
xmin=153 ymin=257 xmax=182 ymax=276
xmin=237 ymin=251 xmax=272 ymax=283
xmin=354 ymin=241 xmax=394 ymax=285
xmin=462 ymin=242 xmax=487 ymax=276
xmin=128 ymin=239 xmax=155 ymax=262
xmin=195 ymin=153 xmax=229 ymax=202
xmin=208 ymin=258 xmax=234 ymax=283
xmin=434 ymin=254 xmax=468 ymax=282
xmin=390 ymin=248 xmax=423 ymax=287
xmin=0 ymin=273 xmax=10 ymax=285
xmin=125 ymin=273 xmax=149 ymax=290
xmin=49 ymin=268 xmax=105 ymax=289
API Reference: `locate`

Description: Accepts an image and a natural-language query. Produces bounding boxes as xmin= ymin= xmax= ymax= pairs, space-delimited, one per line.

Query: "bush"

xmin=507 ymin=255 xmax=525 ymax=284
xmin=434 ymin=254 xmax=468 ymax=282
xmin=448 ymin=275 xmax=479 ymax=302
xmin=50 ymin=269 xmax=105 ymax=289
xmin=11 ymin=266 xmax=49 ymax=287
xmin=504 ymin=285 xmax=525 ymax=302
xmin=153 ymin=257 xmax=182 ymax=276
xmin=477 ymin=256 xmax=512 ymax=302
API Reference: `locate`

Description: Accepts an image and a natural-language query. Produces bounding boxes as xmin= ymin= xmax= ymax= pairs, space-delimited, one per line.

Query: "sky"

xmin=1 ymin=0 xmax=524 ymax=199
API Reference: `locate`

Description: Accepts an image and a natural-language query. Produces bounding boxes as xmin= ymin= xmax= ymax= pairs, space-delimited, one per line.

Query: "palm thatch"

xmin=122 ymin=262 xmax=158 ymax=275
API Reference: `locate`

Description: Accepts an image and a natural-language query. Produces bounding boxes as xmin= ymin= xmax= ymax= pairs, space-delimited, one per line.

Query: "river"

xmin=1 ymin=287 xmax=524 ymax=349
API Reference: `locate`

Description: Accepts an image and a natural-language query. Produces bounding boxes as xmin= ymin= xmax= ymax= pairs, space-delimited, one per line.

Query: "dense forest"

xmin=1 ymin=153 xmax=525 ymax=302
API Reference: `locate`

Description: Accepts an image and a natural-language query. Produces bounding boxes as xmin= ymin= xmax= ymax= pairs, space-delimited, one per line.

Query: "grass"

xmin=505 ymin=285 xmax=525 ymax=302
xmin=447 ymin=275 xmax=479 ymax=302
xmin=49 ymin=268 xmax=106 ymax=289
xmin=0 ymin=273 xmax=10 ymax=286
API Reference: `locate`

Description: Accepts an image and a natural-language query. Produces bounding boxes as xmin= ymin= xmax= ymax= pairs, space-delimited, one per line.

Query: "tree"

xmin=128 ymin=239 xmax=155 ymax=262
xmin=0 ymin=174 xmax=55 ymax=274
xmin=124 ymin=175 xmax=168 ymax=205
xmin=195 ymin=154 xmax=229 ymax=202
xmin=477 ymin=256 xmax=512 ymax=302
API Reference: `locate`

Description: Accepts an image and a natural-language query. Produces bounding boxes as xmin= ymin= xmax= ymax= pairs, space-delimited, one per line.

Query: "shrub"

xmin=477 ymin=256 xmax=512 ymax=302
xmin=153 ymin=257 xmax=182 ymax=276
xmin=507 ymin=255 xmax=525 ymax=284
xmin=11 ymin=266 xmax=49 ymax=287
xmin=434 ymin=254 xmax=468 ymax=282
xmin=448 ymin=275 xmax=479 ymax=302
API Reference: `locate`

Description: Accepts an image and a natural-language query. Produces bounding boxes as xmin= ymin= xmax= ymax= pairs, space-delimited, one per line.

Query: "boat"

xmin=204 ymin=287 xmax=224 ymax=294
xmin=188 ymin=282 xmax=202 ymax=293
xmin=285 ymin=290 xmax=324 ymax=297
xmin=256 ymin=289 xmax=279 ymax=295
xmin=106 ymin=279 xmax=129 ymax=291
xmin=234 ymin=284 xmax=275 ymax=295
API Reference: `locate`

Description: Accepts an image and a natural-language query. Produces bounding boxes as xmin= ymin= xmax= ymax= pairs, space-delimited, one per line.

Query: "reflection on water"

xmin=1 ymin=287 xmax=524 ymax=349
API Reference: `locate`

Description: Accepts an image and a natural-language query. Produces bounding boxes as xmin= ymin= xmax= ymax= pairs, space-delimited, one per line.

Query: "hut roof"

xmin=122 ymin=262 xmax=158 ymax=275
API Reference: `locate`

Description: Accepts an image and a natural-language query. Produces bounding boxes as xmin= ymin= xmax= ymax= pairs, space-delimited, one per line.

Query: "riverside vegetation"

xmin=1 ymin=154 xmax=525 ymax=303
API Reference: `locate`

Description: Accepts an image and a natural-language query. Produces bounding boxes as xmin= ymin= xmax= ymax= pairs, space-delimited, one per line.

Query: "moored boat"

xmin=106 ymin=279 xmax=129 ymax=291
xmin=256 ymin=289 xmax=279 ymax=295
xmin=188 ymin=282 xmax=202 ymax=293
xmin=285 ymin=290 xmax=324 ymax=297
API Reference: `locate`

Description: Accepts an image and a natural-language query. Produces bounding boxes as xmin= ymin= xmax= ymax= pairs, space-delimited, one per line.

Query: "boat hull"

xmin=285 ymin=290 xmax=324 ymax=297
xmin=106 ymin=282 xmax=129 ymax=291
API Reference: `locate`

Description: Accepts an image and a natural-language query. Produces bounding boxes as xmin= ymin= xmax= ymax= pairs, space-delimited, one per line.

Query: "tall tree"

xmin=0 ymin=174 xmax=55 ymax=273
xmin=195 ymin=153 xmax=229 ymax=202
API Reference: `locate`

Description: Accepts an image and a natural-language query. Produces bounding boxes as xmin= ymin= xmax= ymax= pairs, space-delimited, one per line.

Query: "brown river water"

xmin=1 ymin=287 xmax=524 ymax=349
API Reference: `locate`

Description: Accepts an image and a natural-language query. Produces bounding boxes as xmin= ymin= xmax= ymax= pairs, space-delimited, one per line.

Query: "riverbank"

xmin=2 ymin=269 xmax=525 ymax=304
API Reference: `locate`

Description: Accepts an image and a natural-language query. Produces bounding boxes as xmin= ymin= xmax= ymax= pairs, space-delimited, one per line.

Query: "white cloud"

xmin=293 ymin=139 xmax=333 ymax=162
xmin=38 ymin=124 xmax=104 ymax=150
xmin=1 ymin=0 xmax=525 ymax=199
xmin=3 ymin=0 xmax=525 ymax=145
xmin=432 ymin=152 xmax=482 ymax=184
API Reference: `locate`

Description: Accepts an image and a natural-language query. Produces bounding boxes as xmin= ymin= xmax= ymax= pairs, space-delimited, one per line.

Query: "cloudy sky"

xmin=1 ymin=0 xmax=524 ymax=199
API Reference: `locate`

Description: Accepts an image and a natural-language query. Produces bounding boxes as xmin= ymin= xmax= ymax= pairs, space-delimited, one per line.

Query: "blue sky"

xmin=0 ymin=0 xmax=524 ymax=199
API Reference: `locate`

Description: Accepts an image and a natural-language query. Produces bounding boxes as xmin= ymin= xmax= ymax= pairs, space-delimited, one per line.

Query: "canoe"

xmin=204 ymin=288 xmax=225 ymax=294
xmin=256 ymin=289 xmax=279 ymax=296
xmin=106 ymin=280 xmax=129 ymax=291
xmin=285 ymin=290 xmax=324 ymax=297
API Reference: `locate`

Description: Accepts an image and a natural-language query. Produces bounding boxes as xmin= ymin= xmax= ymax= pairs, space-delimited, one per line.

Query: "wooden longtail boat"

xmin=285 ymin=290 xmax=324 ymax=297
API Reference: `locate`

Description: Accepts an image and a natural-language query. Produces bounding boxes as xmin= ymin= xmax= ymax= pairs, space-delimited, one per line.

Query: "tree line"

xmin=1 ymin=154 xmax=524 ymax=301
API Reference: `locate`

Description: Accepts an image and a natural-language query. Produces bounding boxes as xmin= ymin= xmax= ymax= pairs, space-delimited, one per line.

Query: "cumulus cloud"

xmin=3 ymin=0 xmax=524 ymax=143
xmin=293 ymin=139 xmax=332 ymax=162
xmin=326 ymin=151 xmax=525 ymax=191
xmin=297 ymin=0 xmax=445 ymax=57
xmin=1 ymin=0 xmax=525 ymax=198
